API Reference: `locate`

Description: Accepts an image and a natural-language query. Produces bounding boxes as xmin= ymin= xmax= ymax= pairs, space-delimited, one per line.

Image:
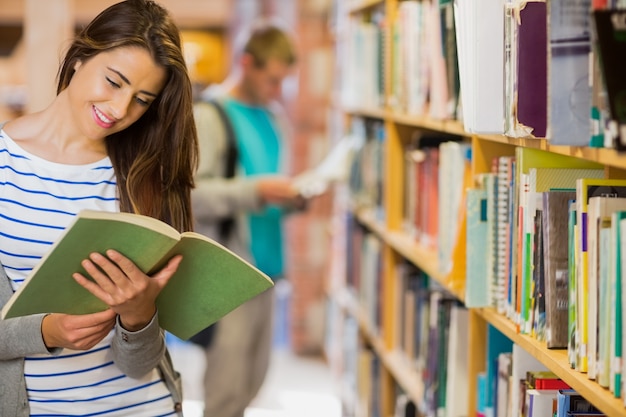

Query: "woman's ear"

xmin=73 ymin=60 xmax=83 ymax=72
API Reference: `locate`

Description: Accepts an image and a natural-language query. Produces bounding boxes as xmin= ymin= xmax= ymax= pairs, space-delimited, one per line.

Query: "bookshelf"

xmin=326 ymin=1 xmax=626 ymax=417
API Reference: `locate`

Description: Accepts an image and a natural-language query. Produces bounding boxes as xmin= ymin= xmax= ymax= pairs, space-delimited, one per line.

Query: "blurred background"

xmin=0 ymin=1 xmax=342 ymax=415
xmin=0 ymin=0 xmax=337 ymax=357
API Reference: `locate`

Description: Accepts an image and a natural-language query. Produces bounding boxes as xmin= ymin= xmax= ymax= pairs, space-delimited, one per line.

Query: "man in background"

xmin=191 ymin=22 xmax=304 ymax=417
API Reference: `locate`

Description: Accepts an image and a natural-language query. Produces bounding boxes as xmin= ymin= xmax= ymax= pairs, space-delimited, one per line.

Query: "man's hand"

xmin=257 ymin=176 xmax=303 ymax=207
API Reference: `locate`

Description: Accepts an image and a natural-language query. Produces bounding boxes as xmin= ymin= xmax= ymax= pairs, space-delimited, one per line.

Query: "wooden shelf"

xmin=354 ymin=208 xmax=465 ymax=301
xmin=478 ymin=134 xmax=626 ymax=170
xmin=344 ymin=106 xmax=467 ymax=137
xmin=353 ymin=204 xmax=626 ymax=416
xmin=342 ymin=106 xmax=388 ymax=121
xmin=335 ymin=288 xmax=425 ymax=406
xmin=334 ymin=2 xmax=626 ymax=415
xmin=343 ymin=107 xmax=626 ymax=170
xmin=475 ymin=307 xmax=626 ymax=417
xmin=388 ymin=111 xmax=467 ymax=137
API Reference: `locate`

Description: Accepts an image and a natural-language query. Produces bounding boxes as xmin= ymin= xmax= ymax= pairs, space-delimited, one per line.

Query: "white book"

xmin=453 ymin=0 xmax=505 ymax=133
xmin=444 ymin=305 xmax=470 ymax=417
xmin=510 ymin=344 xmax=548 ymax=417
xmin=525 ymin=389 xmax=559 ymax=417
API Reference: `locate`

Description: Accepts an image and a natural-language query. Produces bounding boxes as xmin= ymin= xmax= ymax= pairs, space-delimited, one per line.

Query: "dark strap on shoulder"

xmin=205 ymin=100 xmax=238 ymax=241
xmin=206 ymin=100 xmax=238 ymax=179
xmin=188 ymin=100 xmax=238 ymax=348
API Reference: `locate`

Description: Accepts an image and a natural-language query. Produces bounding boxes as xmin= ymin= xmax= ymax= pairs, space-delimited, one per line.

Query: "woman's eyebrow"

xmin=106 ymin=66 xmax=158 ymax=97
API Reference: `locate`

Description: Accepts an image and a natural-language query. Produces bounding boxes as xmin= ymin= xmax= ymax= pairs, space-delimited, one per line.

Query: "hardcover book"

xmin=466 ymin=184 xmax=490 ymax=307
xmin=575 ymin=178 xmax=626 ymax=372
xmin=0 ymin=210 xmax=274 ymax=340
xmin=547 ymin=0 xmax=592 ymax=146
xmin=593 ymin=10 xmax=626 ymax=150
xmin=516 ymin=1 xmax=548 ymax=138
xmin=611 ymin=211 xmax=626 ymax=396
xmin=542 ymin=190 xmax=576 ymax=348
xmin=585 ymin=196 xmax=626 ymax=380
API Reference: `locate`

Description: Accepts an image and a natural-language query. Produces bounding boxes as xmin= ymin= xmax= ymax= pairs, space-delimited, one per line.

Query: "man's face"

xmin=242 ymin=56 xmax=292 ymax=105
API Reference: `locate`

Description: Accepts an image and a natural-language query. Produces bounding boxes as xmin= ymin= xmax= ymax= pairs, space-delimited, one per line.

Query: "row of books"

xmin=347 ymin=117 xmax=386 ymax=219
xmin=344 ymin=237 xmax=607 ymax=417
xmin=346 ymin=218 xmax=384 ymax=334
xmin=389 ymin=0 xmax=459 ymax=119
xmin=456 ymin=0 xmax=626 ymax=150
xmin=484 ymin=340 xmax=605 ymax=417
xmin=467 ymin=147 xmax=626 ymax=403
xmin=401 ymin=133 xmax=470 ymax=277
xmin=339 ymin=0 xmax=626 ymax=149
xmin=338 ymin=0 xmax=460 ymax=120
xmin=338 ymin=8 xmax=385 ymax=110
xmin=398 ymin=131 xmax=626 ymax=404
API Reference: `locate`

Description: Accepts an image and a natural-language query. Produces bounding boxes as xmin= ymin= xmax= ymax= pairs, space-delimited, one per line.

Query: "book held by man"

xmin=0 ymin=209 xmax=274 ymax=340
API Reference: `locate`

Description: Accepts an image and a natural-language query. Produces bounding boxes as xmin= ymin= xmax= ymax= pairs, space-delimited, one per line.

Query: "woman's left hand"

xmin=72 ymin=250 xmax=183 ymax=331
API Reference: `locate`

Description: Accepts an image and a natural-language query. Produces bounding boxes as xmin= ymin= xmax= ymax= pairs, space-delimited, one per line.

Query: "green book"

xmin=0 ymin=209 xmax=274 ymax=340
xmin=613 ymin=211 xmax=626 ymax=396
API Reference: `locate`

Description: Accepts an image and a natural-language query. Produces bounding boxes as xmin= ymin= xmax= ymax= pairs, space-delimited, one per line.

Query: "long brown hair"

xmin=57 ymin=0 xmax=198 ymax=232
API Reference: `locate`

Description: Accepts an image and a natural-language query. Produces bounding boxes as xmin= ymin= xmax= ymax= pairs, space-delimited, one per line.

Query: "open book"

xmin=293 ymin=133 xmax=363 ymax=198
xmin=0 ymin=210 xmax=273 ymax=340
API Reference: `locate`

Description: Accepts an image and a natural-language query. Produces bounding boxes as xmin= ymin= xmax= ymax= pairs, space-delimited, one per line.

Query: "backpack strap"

xmin=205 ymin=99 xmax=238 ymax=242
xmin=188 ymin=100 xmax=237 ymax=349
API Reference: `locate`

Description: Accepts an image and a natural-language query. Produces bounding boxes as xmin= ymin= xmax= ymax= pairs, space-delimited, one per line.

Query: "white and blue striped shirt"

xmin=0 ymin=130 xmax=175 ymax=416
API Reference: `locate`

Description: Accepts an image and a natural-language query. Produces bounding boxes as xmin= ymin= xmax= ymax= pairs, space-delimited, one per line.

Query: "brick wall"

xmin=285 ymin=1 xmax=335 ymax=355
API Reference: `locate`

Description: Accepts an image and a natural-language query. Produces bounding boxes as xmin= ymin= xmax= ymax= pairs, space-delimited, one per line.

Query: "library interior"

xmin=2 ymin=0 xmax=626 ymax=416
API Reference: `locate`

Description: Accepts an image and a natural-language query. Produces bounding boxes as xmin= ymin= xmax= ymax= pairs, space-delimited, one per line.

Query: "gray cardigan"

xmin=0 ymin=265 xmax=183 ymax=416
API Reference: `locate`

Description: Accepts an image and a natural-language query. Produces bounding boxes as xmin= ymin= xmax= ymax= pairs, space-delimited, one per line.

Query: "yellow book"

xmin=575 ymin=178 xmax=626 ymax=373
xmin=513 ymin=148 xmax=603 ymax=334
xmin=1 ymin=209 xmax=274 ymax=340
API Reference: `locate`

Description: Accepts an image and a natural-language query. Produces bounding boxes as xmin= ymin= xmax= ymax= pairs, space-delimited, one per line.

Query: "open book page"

xmin=293 ymin=133 xmax=364 ymax=198
xmin=1 ymin=210 xmax=273 ymax=340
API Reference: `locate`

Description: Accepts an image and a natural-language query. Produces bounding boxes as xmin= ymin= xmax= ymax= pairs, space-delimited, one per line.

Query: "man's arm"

xmin=192 ymin=101 xmax=264 ymax=222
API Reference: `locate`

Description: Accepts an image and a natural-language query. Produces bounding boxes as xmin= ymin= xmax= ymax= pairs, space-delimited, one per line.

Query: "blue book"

xmin=466 ymin=182 xmax=490 ymax=307
xmin=485 ymin=325 xmax=513 ymax=417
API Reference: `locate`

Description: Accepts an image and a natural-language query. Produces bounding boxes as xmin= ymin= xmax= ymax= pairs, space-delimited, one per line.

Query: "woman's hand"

xmin=72 ymin=250 xmax=183 ymax=332
xmin=41 ymin=310 xmax=116 ymax=350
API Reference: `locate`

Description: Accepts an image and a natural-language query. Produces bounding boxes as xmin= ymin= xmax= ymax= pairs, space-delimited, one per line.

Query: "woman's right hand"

xmin=41 ymin=309 xmax=117 ymax=350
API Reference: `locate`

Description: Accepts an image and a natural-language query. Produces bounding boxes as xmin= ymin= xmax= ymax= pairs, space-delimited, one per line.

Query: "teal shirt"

xmin=222 ymin=99 xmax=284 ymax=279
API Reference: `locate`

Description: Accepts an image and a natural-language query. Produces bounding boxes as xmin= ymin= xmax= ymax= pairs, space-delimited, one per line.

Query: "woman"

xmin=0 ymin=0 xmax=198 ymax=415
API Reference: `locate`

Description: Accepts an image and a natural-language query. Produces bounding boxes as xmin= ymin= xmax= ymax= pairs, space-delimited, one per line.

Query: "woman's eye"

xmin=106 ymin=77 xmax=120 ymax=88
xmin=135 ymin=97 xmax=149 ymax=106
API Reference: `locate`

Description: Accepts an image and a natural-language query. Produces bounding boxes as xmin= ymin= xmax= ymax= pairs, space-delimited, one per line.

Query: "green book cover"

xmin=512 ymin=147 xmax=602 ymax=334
xmin=568 ymin=200 xmax=578 ymax=370
xmin=465 ymin=182 xmax=489 ymax=307
xmin=1 ymin=210 xmax=274 ymax=340
xmin=613 ymin=211 xmax=626 ymax=396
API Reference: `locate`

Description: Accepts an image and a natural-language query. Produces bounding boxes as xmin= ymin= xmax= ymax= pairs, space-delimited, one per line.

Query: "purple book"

xmin=517 ymin=2 xmax=547 ymax=138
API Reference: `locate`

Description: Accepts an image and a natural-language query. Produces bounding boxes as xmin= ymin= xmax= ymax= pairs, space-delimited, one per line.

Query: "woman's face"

xmin=67 ymin=46 xmax=167 ymax=139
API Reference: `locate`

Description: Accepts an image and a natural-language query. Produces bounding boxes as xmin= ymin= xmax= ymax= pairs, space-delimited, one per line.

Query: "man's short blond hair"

xmin=242 ymin=23 xmax=297 ymax=68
